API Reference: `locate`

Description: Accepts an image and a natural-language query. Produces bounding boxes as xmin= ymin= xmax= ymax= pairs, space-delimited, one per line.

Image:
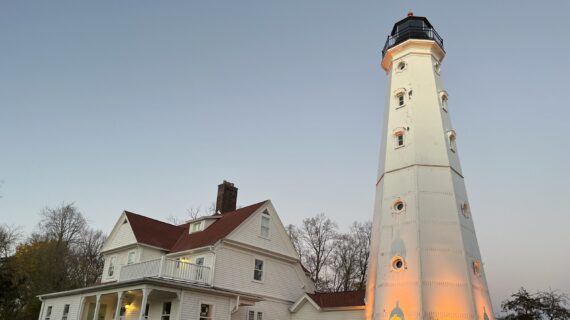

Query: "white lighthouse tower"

xmin=366 ymin=14 xmax=494 ymax=320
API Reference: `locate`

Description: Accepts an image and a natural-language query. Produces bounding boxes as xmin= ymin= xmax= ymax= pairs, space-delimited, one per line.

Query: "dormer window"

xmin=191 ymin=221 xmax=204 ymax=233
xmin=260 ymin=211 xmax=270 ymax=238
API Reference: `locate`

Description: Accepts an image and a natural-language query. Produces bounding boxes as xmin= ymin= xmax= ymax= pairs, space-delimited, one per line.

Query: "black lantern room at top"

xmin=382 ymin=13 xmax=445 ymax=57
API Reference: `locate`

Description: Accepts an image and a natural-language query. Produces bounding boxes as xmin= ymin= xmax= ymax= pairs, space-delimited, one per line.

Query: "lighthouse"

xmin=366 ymin=14 xmax=494 ymax=320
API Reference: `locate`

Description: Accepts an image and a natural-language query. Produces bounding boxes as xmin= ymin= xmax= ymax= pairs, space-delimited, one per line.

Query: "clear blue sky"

xmin=1 ymin=0 xmax=569 ymax=312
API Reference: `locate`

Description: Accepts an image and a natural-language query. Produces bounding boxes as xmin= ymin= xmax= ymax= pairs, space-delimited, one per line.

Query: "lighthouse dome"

xmin=382 ymin=13 xmax=444 ymax=57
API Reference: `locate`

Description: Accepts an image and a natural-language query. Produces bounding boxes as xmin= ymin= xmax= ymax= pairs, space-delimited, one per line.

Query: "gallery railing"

xmin=119 ymin=257 xmax=212 ymax=286
xmin=382 ymin=26 xmax=444 ymax=57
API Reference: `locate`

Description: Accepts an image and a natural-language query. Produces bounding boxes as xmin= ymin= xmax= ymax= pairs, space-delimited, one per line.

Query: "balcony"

xmin=382 ymin=26 xmax=444 ymax=57
xmin=119 ymin=258 xmax=212 ymax=286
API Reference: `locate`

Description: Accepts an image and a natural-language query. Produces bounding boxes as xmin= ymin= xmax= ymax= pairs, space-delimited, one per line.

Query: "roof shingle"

xmin=124 ymin=200 xmax=267 ymax=253
xmin=307 ymin=290 xmax=366 ymax=308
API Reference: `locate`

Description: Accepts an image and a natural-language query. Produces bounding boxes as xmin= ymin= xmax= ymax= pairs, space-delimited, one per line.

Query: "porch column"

xmin=77 ymin=296 xmax=86 ymax=320
xmin=176 ymin=290 xmax=183 ymax=320
xmin=138 ymin=288 xmax=152 ymax=320
xmin=114 ymin=291 xmax=125 ymax=320
xmin=92 ymin=294 xmax=101 ymax=320
xmin=37 ymin=299 xmax=45 ymax=320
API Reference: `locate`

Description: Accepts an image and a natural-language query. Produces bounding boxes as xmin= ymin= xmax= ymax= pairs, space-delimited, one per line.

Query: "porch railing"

xmin=119 ymin=258 xmax=212 ymax=286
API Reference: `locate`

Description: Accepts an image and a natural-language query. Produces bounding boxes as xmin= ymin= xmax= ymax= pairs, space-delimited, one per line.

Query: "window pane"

xmin=255 ymin=259 xmax=263 ymax=270
xmin=162 ymin=302 xmax=171 ymax=315
xmin=257 ymin=312 xmax=263 ymax=320
xmin=248 ymin=311 xmax=255 ymax=320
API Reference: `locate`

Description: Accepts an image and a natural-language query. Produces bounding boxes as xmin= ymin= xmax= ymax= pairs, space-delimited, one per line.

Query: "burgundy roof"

xmin=170 ymin=201 xmax=267 ymax=252
xmin=124 ymin=201 xmax=267 ymax=253
xmin=308 ymin=290 xmax=366 ymax=308
xmin=125 ymin=211 xmax=185 ymax=250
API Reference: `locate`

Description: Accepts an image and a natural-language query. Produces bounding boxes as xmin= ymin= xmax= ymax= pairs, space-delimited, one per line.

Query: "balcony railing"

xmin=382 ymin=26 xmax=444 ymax=57
xmin=119 ymin=258 xmax=212 ymax=286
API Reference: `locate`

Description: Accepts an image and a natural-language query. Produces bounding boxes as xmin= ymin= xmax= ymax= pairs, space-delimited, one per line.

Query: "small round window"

xmin=391 ymin=256 xmax=405 ymax=271
xmin=434 ymin=61 xmax=441 ymax=73
xmin=393 ymin=199 xmax=405 ymax=213
xmin=397 ymin=61 xmax=406 ymax=71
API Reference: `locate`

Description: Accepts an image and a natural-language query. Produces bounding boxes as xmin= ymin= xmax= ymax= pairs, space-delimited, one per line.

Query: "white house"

xmin=37 ymin=181 xmax=365 ymax=320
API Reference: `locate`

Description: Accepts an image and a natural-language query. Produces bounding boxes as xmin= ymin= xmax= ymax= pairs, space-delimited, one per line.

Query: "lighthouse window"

xmin=396 ymin=134 xmax=404 ymax=147
xmin=461 ymin=202 xmax=471 ymax=218
xmin=448 ymin=131 xmax=457 ymax=152
xmin=473 ymin=260 xmax=482 ymax=277
xmin=439 ymin=91 xmax=449 ymax=112
xmin=434 ymin=61 xmax=441 ymax=74
xmin=393 ymin=199 xmax=405 ymax=213
xmin=398 ymin=94 xmax=405 ymax=107
xmin=391 ymin=256 xmax=405 ymax=271
xmin=396 ymin=61 xmax=407 ymax=72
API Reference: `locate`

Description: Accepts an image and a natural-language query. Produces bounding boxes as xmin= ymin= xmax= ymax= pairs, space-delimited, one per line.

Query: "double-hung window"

xmin=108 ymin=256 xmax=116 ymax=277
xmin=199 ymin=304 xmax=213 ymax=320
xmin=61 ymin=304 xmax=70 ymax=320
xmin=45 ymin=306 xmax=52 ymax=320
xmin=127 ymin=251 xmax=136 ymax=264
xmin=260 ymin=212 xmax=270 ymax=238
xmin=248 ymin=310 xmax=263 ymax=320
xmin=397 ymin=134 xmax=404 ymax=147
xmin=161 ymin=302 xmax=172 ymax=320
xmin=253 ymin=259 xmax=264 ymax=281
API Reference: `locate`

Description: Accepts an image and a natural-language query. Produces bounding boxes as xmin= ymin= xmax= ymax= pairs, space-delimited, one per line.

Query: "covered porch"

xmin=79 ymin=285 xmax=180 ymax=320
xmin=38 ymin=278 xmax=264 ymax=320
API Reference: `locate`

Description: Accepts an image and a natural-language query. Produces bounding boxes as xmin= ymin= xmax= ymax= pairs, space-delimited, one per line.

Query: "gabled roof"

xmin=123 ymin=200 xmax=268 ymax=253
xmin=170 ymin=201 xmax=267 ymax=252
xmin=308 ymin=290 xmax=366 ymax=308
xmin=124 ymin=211 xmax=185 ymax=250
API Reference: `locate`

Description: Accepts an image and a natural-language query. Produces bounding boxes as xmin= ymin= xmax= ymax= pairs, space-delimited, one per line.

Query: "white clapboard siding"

xmin=169 ymin=251 xmax=215 ymax=269
xmin=179 ymin=291 xmax=232 ymax=320
xmin=214 ymin=247 xmax=307 ymax=302
xmin=226 ymin=203 xmax=298 ymax=259
xmin=102 ymin=213 xmax=137 ymax=252
xmin=40 ymin=295 xmax=82 ymax=320
xmin=101 ymin=249 xmax=133 ymax=283
xmin=139 ymin=246 xmax=164 ymax=261
xmin=291 ymin=302 xmax=364 ymax=320
xmin=232 ymin=300 xmax=292 ymax=320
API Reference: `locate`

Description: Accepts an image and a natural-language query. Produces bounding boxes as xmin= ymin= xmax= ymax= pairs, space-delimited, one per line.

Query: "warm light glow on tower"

xmin=366 ymin=14 xmax=493 ymax=320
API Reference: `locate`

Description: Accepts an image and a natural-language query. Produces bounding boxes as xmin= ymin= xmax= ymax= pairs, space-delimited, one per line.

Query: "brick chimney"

xmin=216 ymin=181 xmax=238 ymax=214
